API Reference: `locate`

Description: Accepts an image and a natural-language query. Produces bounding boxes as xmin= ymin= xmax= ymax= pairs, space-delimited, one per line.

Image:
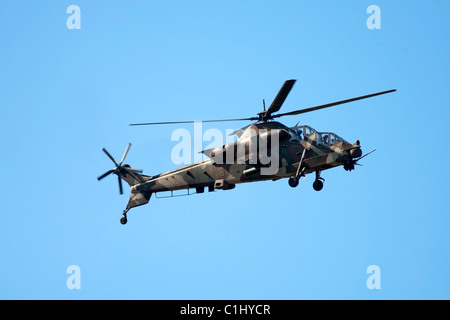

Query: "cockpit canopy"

xmin=289 ymin=125 xmax=346 ymax=147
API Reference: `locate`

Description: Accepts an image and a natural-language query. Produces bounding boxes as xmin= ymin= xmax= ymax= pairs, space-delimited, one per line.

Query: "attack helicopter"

xmin=98 ymin=80 xmax=396 ymax=224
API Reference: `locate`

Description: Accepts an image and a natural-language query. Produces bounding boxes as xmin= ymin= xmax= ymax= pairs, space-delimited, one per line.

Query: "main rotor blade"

xmin=266 ymin=79 xmax=296 ymax=115
xmin=119 ymin=143 xmax=132 ymax=166
xmin=102 ymin=148 xmax=118 ymax=166
xmin=97 ymin=169 xmax=114 ymax=181
xmin=118 ymin=174 xmax=123 ymax=195
xmin=273 ymin=89 xmax=396 ymax=118
xmin=130 ymin=117 xmax=257 ymax=126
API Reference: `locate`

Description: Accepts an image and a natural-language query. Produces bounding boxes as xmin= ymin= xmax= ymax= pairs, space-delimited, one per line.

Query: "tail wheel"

xmin=120 ymin=209 xmax=129 ymax=225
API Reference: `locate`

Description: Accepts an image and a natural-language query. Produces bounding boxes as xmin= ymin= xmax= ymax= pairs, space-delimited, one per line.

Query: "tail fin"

xmin=119 ymin=165 xmax=149 ymax=187
xmin=119 ymin=166 xmax=153 ymax=211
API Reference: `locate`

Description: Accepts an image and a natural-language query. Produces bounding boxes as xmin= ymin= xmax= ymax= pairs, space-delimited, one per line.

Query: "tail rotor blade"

xmin=119 ymin=143 xmax=132 ymax=166
xmin=97 ymin=169 xmax=114 ymax=181
xmin=103 ymin=148 xmax=119 ymax=166
xmin=118 ymin=174 xmax=123 ymax=195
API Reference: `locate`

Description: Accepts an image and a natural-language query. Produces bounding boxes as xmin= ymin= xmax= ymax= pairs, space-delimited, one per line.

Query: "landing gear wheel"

xmin=120 ymin=209 xmax=128 ymax=225
xmin=288 ymin=177 xmax=299 ymax=188
xmin=313 ymin=179 xmax=323 ymax=191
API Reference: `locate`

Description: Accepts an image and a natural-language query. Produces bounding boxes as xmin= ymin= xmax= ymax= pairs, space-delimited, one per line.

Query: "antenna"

xmin=263 ymin=99 xmax=266 ymax=111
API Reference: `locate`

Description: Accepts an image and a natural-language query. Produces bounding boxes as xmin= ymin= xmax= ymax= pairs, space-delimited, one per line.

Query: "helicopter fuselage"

xmin=132 ymin=121 xmax=361 ymax=197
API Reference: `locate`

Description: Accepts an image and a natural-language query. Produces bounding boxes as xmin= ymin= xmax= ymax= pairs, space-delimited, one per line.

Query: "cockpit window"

xmin=288 ymin=128 xmax=301 ymax=142
xmin=322 ymin=133 xmax=330 ymax=146
xmin=303 ymin=125 xmax=316 ymax=136
xmin=288 ymin=125 xmax=345 ymax=146
xmin=317 ymin=132 xmax=344 ymax=146
xmin=329 ymin=133 xmax=343 ymax=145
xmin=290 ymin=125 xmax=315 ymax=137
xmin=288 ymin=125 xmax=317 ymax=141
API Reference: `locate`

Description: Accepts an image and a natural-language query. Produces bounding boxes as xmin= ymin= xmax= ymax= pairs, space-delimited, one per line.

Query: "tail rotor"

xmin=97 ymin=143 xmax=133 ymax=195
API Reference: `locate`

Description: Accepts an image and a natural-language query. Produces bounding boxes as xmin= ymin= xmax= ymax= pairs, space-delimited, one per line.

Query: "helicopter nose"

xmin=350 ymin=148 xmax=362 ymax=158
xmin=349 ymin=140 xmax=362 ymax=158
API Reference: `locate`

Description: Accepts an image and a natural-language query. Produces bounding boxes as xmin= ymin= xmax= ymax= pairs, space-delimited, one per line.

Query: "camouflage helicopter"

xmin=98 ymin=80 xmax=396 ymax=224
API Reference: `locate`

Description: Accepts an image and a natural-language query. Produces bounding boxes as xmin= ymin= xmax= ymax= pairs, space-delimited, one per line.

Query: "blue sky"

xmin=1 ymin=0 xmax=449 ymax=299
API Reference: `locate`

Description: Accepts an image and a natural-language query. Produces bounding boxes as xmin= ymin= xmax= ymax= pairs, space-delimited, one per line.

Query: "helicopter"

xmin=98 ymin=80 xmax=396 ymax=224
